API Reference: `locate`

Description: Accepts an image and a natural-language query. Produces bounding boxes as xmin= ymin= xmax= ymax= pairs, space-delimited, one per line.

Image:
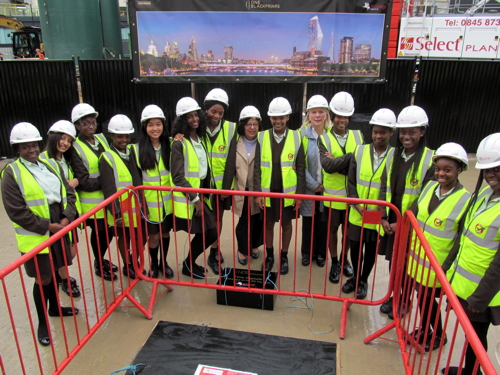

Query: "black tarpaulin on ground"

xmin=126 ymin=321 xmax=336 ymax=374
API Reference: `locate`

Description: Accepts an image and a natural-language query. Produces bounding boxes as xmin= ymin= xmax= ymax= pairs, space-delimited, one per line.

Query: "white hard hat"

xmin=48 ymin=120 xmax=77 ymax=140
xmin=306 ymin=95 xmax=329 ymax=111
xmin=267 ymin=97 xmax=292 ymax=117
xmin=141 ymin=104 xmax=165 ymax=123
xmin=330 ymin=92 xmax=355 ymax=116
xmin=10 ymin=122 xmax=43 ymax=145
xmin=397 ymin=105 xmax=428 ymax=128
xmin=176 ymin=97 xmax=201 ymax=117
xmin=476 ymin=133 xmax=500 ymax=169
xmin=369 ymin=108 xmax=397 ymax=128
xmin=71 ymin=103 xmax=98 ymax=124
xmin=239 ymin=106 xmax=261 ymax=121
xmin=108 ymin=114 xmax=134 ymax=134
xmin=204 ymin=88 xmax=229 ymax=106
xmin=433 ymin=142 xmax=468 ymax=171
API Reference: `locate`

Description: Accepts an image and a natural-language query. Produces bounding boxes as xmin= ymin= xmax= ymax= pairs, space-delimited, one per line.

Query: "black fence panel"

xmin=194 ymin=83 xmax=304 ymax=131
xmin=415 ymin=60 xmax=500 ymax=153
xmin=0 ymin=61 xmax=79 ymax=157
xmin=79 ymin=59 xmax=191 ymax=134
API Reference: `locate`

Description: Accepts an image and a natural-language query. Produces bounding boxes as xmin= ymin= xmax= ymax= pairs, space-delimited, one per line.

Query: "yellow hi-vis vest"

xmin=72 ymin=134 xmax=110 ymax=218
xmin=385 ymin=147 xmax=434 ymax=216
xmin=203 ymin=120 xmax=236 ymax=189
xmin=447 ymin=187 xmax=500 ymax=306
xmin=408 ymin=181 xmax=471 ymax=287
xmin=349 ymin=144 xmax=393 ymax=231
xmin=132 ymin=144 xmax=172 ymax=223
xmin=40 ymin=150 xmax=82 ymax=215
xmin=2 ymin=158 xmax=68 ymax=254
xmin=320 ymin=129 xmax=363 ymax=210
xmin=258 ymin=129 xmax=301 ymax=208
xmin=100 ymin=150 xmax=138 ymax=227
xmin=171 ymin=139 xmax=210 ymax=220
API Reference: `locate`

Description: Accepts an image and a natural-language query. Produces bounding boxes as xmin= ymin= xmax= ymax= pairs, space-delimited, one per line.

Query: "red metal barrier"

xmin=0 ymin=188 xmax=150 ymax=375
xmin=131 ymin=186 xmax=402 ymax=339
xmin=365 ymin=211 xmax=497 ymax=375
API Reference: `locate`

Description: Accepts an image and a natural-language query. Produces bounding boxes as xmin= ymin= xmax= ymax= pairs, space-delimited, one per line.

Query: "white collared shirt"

xmin=401 ymin=149 xmax=415 ymax=162
xmin=20 ymin=157 xmax=61 ymax=205
xmin=474 ymin=192 xmax=500 ymax=218
xmin=334 ymin=131 xmax=348 ymax=148
xmin=434 ymin=185 xmax=455 ymax=201
xmin=272 ymin=128 xmax=288 ymax=144
xmin=206 ymin=122 xmax=222 ymax=138
xmin=372 ymin=146 xmax=389 ymax=172
xmin=191 ymin=137 xmax=207 ymax=180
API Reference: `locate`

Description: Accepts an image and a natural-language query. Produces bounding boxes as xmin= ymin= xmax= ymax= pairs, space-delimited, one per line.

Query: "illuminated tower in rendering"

xmin=187 ymin=36 xmax=199 ymax=61
xmin=308 ymin=16 xmax=324 ymax=52
xmin=165 ymin=41 xmax=171 ymax=55
xmin=224 ymin=45 xmax=233 ymax=60
xmin=147 ymin=39 xmax=158 ymax=57
xmin=339 ymin=37 xmax=354 ymax=63
xmin=328 ymin=31 xmax=334 ymax=62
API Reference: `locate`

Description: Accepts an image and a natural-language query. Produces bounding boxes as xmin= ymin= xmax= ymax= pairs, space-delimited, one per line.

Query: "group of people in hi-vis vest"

xmin=1 ymin=87 xmax=499 ymax=372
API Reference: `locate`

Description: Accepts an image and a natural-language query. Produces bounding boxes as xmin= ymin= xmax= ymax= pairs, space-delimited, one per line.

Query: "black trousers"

xmin=301 ymin=200 xmax=327 ymax=259
xmin=236 ymin=197 xmax=263 ymax=256
xmin=349 ymin=239 xmax=377 ymax=282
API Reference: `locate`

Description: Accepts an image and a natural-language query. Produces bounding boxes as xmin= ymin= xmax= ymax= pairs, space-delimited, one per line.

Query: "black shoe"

xmin=302 ymin=256 xmax=310 ymax=266
xmin=380 ymin=296 xmax=393 ymax=314
xmin=329 ymin=262 xmax=341 ymax=284
xmin=37 ymin=325 xmax=50 ymax=346
xmin=343 ymin=259 xmax=354 ymax=278
xmin=357 ymin=280 xmax=368 ymax=299
xmin=123 ymin=264 xmax=145 ymax=280
xmin=441 ymin=367 xmax=481 ymax=375
xmin=261 ymin=256 xmax=274 ymax=273
xmin=280 ymin=253 xmax=289 ymax=275
xmin=425 ymin=333 xmax=447 ymax=352
xmin=48 ymin=306 xmax=79 ymax=317
xmin=207 ymin=255 xmax=222 ymax=275
xmin=388 ymin=303 xmax=408 ymax=320
xmin=149 ymin=262 xmax=159 ymax=278
xmin=316 ymin=255 xmax=326 ymax=267
xmin=162 ymin=262 xmax=175 ymax=279
xmin=342 ymin=277 xmax=357 ymax=294
xmin=61 ymin=277 xmax=81 ymax=298
xmin=407 ymin=328 xmax=429 ymax=346
xmin=94 ymin=260 xmax=117 ymax=281
xmin=237 ymin=255 xmax=248 ymax=266
xmin=251 ymin=249 xmax=260 ymax=259
xmin=102 ymin=258 xmax=118 ymax=272
xmin=182 ymin=261 xmax=205 ymax=279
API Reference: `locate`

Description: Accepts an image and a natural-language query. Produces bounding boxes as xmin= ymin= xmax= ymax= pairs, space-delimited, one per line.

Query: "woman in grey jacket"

xmin=299 ymin=95 xmax=331 ymax=268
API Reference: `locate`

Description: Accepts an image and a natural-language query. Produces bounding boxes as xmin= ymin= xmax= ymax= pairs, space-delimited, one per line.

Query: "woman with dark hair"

xmin=202 ymin=88 xmax=236 ymax=275
xmin=442 ymin=133 xmax=500 ymax=375
xmin=222 ymin=106 xmax=263 ymax=265
xmin=379 ymin=105 xmax=435 ymax=318
xmin=2 ymin=122 xmax=79 ymax=346
xmin=131 ymin=104 xmax=174 ymax=279
xmin=171 ymin=97 xmax=218 ymax=279
xmin=40 ymin=120 xmax=82 ymax=297
xmin=407 ymin=142 xmax=470 ymax=352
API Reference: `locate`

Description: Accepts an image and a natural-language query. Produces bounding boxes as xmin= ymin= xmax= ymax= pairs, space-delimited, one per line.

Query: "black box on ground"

xmin=216 ymin=267 xmax=278 ymax=311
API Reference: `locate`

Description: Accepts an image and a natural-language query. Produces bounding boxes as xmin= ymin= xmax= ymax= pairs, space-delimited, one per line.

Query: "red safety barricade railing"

xmin=0 ymin=188 xmax=151 ymax=375
xmin=365 ymin=211 xmax=497 ymax=375
xmin=130 ymin=186 xmax=403 ymax=339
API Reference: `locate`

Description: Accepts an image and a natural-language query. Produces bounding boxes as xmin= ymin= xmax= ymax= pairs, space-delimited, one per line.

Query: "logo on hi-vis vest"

xmin=218 ymin=145 xmax=226 ymax=152
xmin=434 ymin=218 xmax=443 ymax=227
xmin=288 ymin=153 xmax=294 ymax=160
xmin=475 ymin=224 xmax=485 ymax=235
xmin=410 ymin=179 xmax=419 ymax=186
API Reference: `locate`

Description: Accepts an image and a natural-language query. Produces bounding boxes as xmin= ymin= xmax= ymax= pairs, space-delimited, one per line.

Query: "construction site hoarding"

xmin=128 ymin=0 xmax=391 ymax=83
xmin=398 ymin=16 xmax=500 ymax=59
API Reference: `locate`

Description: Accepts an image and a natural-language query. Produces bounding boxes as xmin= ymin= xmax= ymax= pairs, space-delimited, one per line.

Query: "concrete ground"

xmin=0 ymin=157 xmax=499 ymax=375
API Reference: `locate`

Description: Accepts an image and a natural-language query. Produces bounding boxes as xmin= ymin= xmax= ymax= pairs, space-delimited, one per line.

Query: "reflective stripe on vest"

xmin=408 ymin=181 xmax=471 ymax=287
xmin=172 ymin=139 xmax=202 ymax=219
xmin=132 ymin=143 xmax=172 ymax=222
xmin=101 ymin=150 xmax=138 ymax=227
xmin=204 ymin=120 xmax=236 ymax=189
xmin=6 ymin=159 xmax=67 ymax=254
xmin=258 ymin=129 xmax=300 ymax=207
xmin=349 ymin=144 xmax=393 ymax=231
xmin=386 ymin=147 xmax=434 ymax=215
xmin=73 ymin=134 xmax=108 ymax=217
xmin=447 ymin=186 xmax=500 ymax=306
xmin=321 ymin=129 xmax=363 ymax=210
